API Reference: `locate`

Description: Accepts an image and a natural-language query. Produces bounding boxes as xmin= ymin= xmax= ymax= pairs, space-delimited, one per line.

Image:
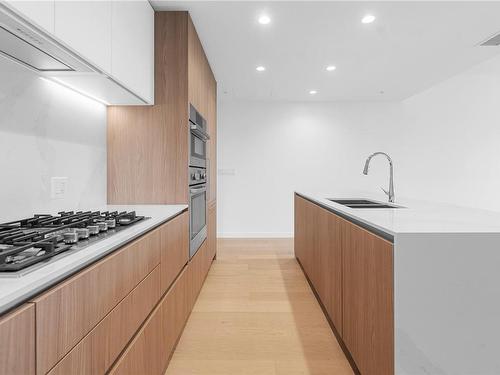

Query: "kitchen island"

xmin=295 ymin=192 xmax=500 ymax=375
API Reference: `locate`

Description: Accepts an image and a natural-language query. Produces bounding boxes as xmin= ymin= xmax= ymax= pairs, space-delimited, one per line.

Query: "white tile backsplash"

xmin=0 ymin=56 xmax=107 ymax=221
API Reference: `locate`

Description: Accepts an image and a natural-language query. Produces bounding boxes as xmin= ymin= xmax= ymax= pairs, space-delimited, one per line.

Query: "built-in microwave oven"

xmin=189 ymin=104 xmax=210 ymax=168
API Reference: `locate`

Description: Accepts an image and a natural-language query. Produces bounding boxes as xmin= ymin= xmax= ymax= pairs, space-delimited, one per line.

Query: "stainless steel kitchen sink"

xmin=328 ymin=199 xmax=403 ymax=209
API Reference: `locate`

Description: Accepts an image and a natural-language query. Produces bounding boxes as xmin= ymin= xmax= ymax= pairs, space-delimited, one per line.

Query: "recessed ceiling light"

xmin=258 ymin=15 xmax=271 ymax=25
xmin=309 ymin=90 xmax=318 ymax=95
xmin=256 ymin=66 xmax=266 ymax=72
xmin=361 ymin=14 xmax=376 ymax=24
xmin=326 ymin=65 xmax=336 ymax=72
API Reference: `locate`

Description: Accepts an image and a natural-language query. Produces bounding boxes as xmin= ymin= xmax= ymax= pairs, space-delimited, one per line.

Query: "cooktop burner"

xmin=0 ymin=210 xmax=148 ymax=275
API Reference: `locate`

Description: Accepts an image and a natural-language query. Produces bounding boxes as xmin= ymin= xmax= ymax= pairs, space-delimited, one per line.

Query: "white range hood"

xmin=0 ymin=3 xmax=148 ymax=105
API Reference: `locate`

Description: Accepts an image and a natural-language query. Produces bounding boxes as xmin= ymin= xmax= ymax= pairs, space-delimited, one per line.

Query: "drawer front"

xmin=34 ymin=228 xmax=161 ymax=374
xmin=110 ymin=266 xmax=189 ymax=375
xmin=48 ymin=266 xmax=161 ymax=375
xmin=160 ymin=211 xmax=189 ymax=294
xmin=0 ymin=304 xmax=35 ymax=375
xmin=207 ymin=202 xmax=216 ymax=261
xmin=162 ymin=265 xmax=190 ymax=357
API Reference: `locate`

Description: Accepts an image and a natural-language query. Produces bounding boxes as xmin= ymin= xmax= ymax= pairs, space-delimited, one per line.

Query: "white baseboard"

xmin=217 ymin=232 xmax=293 ymax=238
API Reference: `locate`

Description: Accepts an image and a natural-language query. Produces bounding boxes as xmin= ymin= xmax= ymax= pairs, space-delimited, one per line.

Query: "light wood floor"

xmin=165 ymin=238 xmax=353 ymax=375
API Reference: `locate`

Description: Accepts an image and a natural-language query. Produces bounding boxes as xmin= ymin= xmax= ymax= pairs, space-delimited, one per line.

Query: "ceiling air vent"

xmin=480 ymin=31 xmax=500 ymax=46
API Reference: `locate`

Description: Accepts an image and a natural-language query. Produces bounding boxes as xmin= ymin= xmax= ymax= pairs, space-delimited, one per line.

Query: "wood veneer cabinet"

xmin=108 ymin=11 xmax=189 ymax=204
xmin=208 ymin=202 xmax=217 ymax=261
xmin=48 ymin=266 xmax=161 ymax=375
xmin=110 ymin=267 xmax=190 ymax=375
xmin=294 ymin=194 xmax=394 ymax=375
xmin=0 ymin=303 xmax=35 ymax=375
xmin=107 ymin=11 xmax=217 ymax=205
xmin=33 ymin=228 xmax=161 ymax=375
xmin=343 ymin=221 xmax=394 ymax=375
xmin=160 ymin=211 xmax=189 ymax=294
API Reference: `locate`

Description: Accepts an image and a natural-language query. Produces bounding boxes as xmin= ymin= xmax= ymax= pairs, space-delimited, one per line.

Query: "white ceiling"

xmin=151 ymin=1 xmax=500 ymax=101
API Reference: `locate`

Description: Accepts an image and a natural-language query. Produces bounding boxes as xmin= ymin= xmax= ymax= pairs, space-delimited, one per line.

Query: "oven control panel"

xmin=189 ymin=167 xmax=207 ymax=185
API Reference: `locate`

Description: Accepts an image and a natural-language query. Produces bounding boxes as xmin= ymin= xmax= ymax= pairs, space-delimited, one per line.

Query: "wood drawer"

xmin=48 ymin=266 xmax=161 ymax=375
xmin=0 ymin=304 xmax=35 ymax=375
xmin=33 ymin=228 xmax=161 ymax=374
xmin=160 ymin=211 xmax=189 ymax=294
xmin=207 ymin=202 xmax=216 ymax=261
xmin=110 ymin=266 xmax=189 ymax=375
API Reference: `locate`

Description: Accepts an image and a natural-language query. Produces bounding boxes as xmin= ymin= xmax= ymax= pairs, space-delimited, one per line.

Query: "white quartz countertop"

xmin=298 ymin=191 xmax=500 ymax=237
xmin=0 ymin=204 xmax=187 ymax=315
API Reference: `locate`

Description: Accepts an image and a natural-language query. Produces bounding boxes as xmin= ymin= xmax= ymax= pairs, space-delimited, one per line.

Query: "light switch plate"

xmin=218 ymin=169 xmax=236 ymax=175
xmin=51 ymin=177 xmax=68 ymax=199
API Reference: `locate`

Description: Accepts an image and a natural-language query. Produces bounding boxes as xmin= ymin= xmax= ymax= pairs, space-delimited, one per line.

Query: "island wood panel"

xmin=0 ymin=303 xmax=35 ymax=375
xmin=298 ymin=197 xmax=319 ymax=287
xmin=107 ymin=11 xmax=189 ymax=204
xmin=294 ymin=194 xmax=306 ymax=263
xmin=317 ymin=205 xmax=343 ymax=336
xmin=160 ymin=211 xmax=189 ymax=294
xmin=207 ymin=202 xmax=217 ymax=261
xmin=33 ymin=228 xmax=161 ymax=375
xmin=48 ymin=266 xmax=161 ymax=375
xmin=343 ymin=222 xmax=394 ymax=375
xmin=295 ymin=195 xmax=343 ymax=335
xmin=110 ymin=267 xmax=189 ymax=375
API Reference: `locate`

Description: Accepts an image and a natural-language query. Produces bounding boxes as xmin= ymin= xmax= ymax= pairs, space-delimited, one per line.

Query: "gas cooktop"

xmin=0 ymin=210 xmax=148 ymax=276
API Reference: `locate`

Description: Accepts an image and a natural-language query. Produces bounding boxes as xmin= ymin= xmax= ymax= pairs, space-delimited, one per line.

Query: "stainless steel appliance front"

xmin=188 ymin=104 xmax=209 ymax=258
xmin=189 ymin=104 xmax=209 ymax=168
xmin=189 ymin=183 xmax=207 ymax=258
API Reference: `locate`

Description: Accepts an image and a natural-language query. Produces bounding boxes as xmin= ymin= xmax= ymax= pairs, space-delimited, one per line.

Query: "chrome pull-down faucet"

xmin=363 ymin=152 xmax=395 ymax=203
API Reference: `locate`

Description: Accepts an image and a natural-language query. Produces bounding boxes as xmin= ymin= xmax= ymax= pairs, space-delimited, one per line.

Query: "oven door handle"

xmin=190 ymin=186 xmax=207 ymax=194
xmin=190 ymin=123 xmax=210 ymax=141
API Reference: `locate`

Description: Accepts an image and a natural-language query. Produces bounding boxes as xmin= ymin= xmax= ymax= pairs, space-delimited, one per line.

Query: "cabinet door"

xmin=294 ymin=194 xmax=306 ymax=263
xmin=4 ymin=1 xmax=54 ymax=33
xmin=160 ymin=211 xmax=189 ymax=294
xmin=207 ymin=202 xmax=217 ymax=261
xmin=111 ymin=0 xmax=154 ymax=103
xmin=109 ymin=296 xmax=166 ymax=375
xmin=317 ymin=207 xmax=343 ymax=335
xmin=187 ymin=239 xmax=210 ymax=311
xmin=188 ymin=15 xmax=209 ymax=118
xmin=343 ymin=222 xmax=394 ymax=375
xmin=0 ymin=304 xmax=35 ymax=375
xmin=303 ymin=198 xmax=319 ymax=287
xmin=54 ymin=0 xmax=112 ymax=73
xmin=48 ymin=267 xmax=161 ymax=375
xmin=207 ymin=75 xmax=217 ymax=204
xmin=34 ymin=228 xmax=160 ymax=374
xmin=110 ymin=267 xmax=189 ymax=375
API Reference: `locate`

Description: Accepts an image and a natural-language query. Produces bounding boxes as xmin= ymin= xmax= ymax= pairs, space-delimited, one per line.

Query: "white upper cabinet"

xmin=112 ymin=0 xmax=154 ymax=104
xmin=4 ymin=1 xmax=54 ymax=33
xmin=54 ymin=1 xmax=112 ymax=74
xmin=2 ymin=0 xmax=154 ymax=105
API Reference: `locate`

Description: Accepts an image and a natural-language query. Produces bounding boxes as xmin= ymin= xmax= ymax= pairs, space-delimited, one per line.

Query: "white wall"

xmin=217 ymin=54 xmax=500 ymax=237
xmin=0 ymin=57 xmax=107 ymax=221
xmin=217 ymin=100 xmax=404 ymax=237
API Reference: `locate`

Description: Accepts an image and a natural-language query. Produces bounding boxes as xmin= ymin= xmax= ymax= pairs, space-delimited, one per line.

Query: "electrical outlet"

xmin=51 ymin=177 xmax=68 ymax=199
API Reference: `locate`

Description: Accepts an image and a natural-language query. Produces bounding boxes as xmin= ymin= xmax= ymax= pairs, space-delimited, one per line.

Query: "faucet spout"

xmin=362 ymin=152 xmax=395 ymax=203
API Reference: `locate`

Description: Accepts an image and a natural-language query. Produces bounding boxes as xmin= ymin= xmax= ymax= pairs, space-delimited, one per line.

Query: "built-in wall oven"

xmin=189 ymin=104 xmax=209 ymax=168
xmin=189 ymin=104 xmax=210 ymax=258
